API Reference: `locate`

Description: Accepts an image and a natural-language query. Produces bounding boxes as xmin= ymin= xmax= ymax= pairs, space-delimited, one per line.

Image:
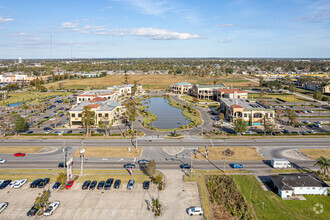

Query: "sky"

xmin=0 ymin=0 xmax=329 ymax=59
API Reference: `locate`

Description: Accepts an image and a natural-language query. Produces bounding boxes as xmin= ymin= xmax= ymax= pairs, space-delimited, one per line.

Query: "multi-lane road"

xmin=0 ymin=138 xmax=328 ymax=172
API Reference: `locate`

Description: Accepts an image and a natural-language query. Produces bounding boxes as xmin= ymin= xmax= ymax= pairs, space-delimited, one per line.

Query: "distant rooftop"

xmin=70 ymin=100 xmax=118 ymax=112
xmin=221 ymin=98 xmax=270 ymax=110
xmin=172 ymin=82 xmax=191 ymax=86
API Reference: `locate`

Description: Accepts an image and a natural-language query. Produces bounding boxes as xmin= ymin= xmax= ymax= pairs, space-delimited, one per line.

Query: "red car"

xmin=14 ymin=153 xmax=26 ymax=157
xmin=66 ymin=180 xmax=74 ymax=189
xmin=296 ymin=111 xmax=301 ymax=113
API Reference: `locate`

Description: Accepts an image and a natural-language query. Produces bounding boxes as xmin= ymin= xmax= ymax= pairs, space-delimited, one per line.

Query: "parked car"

xmin=82 ymin=180 xmax=91 ymax=190
xmin=26 ymin=131 xmax=33 ymax=134
xmin=67 ymin=130 xmax=73 ymax=134
xmin=302 ymin=110 xmax=307 ymax=113
xmin=291 ymin=131 xmax=299 ymax=134
xmin=114 ymin=179 xmax=121 ymax=189
xmin=143 ymin=181 xmax=150 ymax=190
xmin=27 ymin=205 xmax=39 ymax=216
xmin=89 ymin=180 xmax=97 ymax=190
xmin=52 ymin=182 xmax=61 ymax=189
xmin=232 ymin=163 xmax=243 ymax=169
xmin=283 ymin=129 xmax=290 ymax=134
xmin=30 ymin=179 xmax=42 ymax=188
xmin=8 ymin=180 xmax=20 ymax=188
xmin=180 ymin=164 xmax=192 ymax=169
xmin=97 ymin=181 xmax=105 ymax=190
xmin=127 ymin=179 xmax=135 ymax=190
xmin=310 ymin=130 xmax=316 ymax=134
xmin=0 ymin=180 xmax=11 ymax=189
xmin=315 ymin=121 xmax=323 ymax=124
xmin=314 ymin=123 xmax=322 ymax=128
xmin=0 ymin=202 xmax=8 ymax=214
xmin=0 ymin=158 xmax=6 ymax=164
xmin=104 ymin=178 xmax=114 ymax=190
xmin=38 ymin=178 xmax=50 ymax=188
xmin=54 ymin=131 xmax=63 ymax=135
xmin=187 ymin=207 xmax=203 ymax=216
xmin=124 ymin=163 xmax=136 ymax=169
xmin=44 ymin=201 xmax=60 ymax=216
xmin=58 ymin=162 xmax=67 ymax=168
xmin=66 ymin=180 xmax=74 ymax=189
xmin=13 ymin=179 xmax=27 ymax=188
xmin=138 ymin=159 xmax=149 ymax=164
xmin=13 ymin=152 xmax=25 ymax=157
xmin=296 ymin=111 xmax=301 ymax=113
xmin=308 ymin=110 xmax=314 ymax=113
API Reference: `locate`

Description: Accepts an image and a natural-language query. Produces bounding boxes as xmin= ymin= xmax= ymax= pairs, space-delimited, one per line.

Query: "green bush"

xmin=321 ymin=96 xmax=329 ymax=101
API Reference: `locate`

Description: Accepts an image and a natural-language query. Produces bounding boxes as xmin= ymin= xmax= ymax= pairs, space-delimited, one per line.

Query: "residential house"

xmin=270 ymin=173 xmax=329 ymax=198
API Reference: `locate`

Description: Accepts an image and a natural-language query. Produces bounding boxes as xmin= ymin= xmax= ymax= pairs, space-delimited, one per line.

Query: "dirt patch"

xmin=194 ymin=147 xmax=264 ymax=161
xmin=72 ymin=147 xmax=142 ymax=158
xmin=299 ymin=149 xmax=330 ymax=160
xmin=0 ymin=146 xmax=44 ymax=154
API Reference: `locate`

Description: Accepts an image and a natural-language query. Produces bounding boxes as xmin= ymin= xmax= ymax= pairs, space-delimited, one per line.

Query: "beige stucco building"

xmin=169 ymin=82 xmax=192 ymax=94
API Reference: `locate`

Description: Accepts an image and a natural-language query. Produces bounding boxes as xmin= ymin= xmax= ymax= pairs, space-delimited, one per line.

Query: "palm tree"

xmin=314 ymin=156 xmax=330 ymax=177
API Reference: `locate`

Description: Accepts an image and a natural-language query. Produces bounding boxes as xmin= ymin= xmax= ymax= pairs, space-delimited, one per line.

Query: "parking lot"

xmin=0 ymin=170 xmax=202 ymax=220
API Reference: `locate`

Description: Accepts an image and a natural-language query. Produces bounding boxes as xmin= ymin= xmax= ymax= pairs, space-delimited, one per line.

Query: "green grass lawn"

xmin=233 ymin=175 xmax=330 ymax=220
xmin=1 ymin=91 xmax=73 ymax=106
xmin=248 ymin=93 xmax=310 ymax=102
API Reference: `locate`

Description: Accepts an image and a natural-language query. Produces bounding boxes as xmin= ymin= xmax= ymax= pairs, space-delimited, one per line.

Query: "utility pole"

xmin=223 ymin=139 xmax=226 ymax=173
xmin=80 ymin=140 xmax=85 ymax=175
xmin=135 ymin=129 xmax=138 ymax=149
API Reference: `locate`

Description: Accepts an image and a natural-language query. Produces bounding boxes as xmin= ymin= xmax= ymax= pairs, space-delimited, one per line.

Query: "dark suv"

xmin=30 ymin=179 xmax=43 ymax=188
xmin=38 ymin=178 xmax=50 ymax=188
xmin=27 ymin=205 xmax=39 ymax=216
xmin=104 ymin=178 xmax=114 ymax=190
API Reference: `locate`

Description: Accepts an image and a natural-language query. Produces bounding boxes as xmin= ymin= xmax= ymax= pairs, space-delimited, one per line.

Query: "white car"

xmin=315 ymin=121 xmax=323 ymax=124
xmin=44 ymin=201 xmax=60 ymax=216
xmin=0 ymin=159 xmax=6 ymax=164
xmin=13 ymin=179 xmax=27 ymax=188
xmin=7 ymin=180 xmax=20 ymax=188
xmin=187 ymin=207 xmax=203 ymax=216
xmin=314 ymin=124 xmax=322 ymax=128
xmin=55 ymin=131 xmax=63 ymax=135
xmin=310 ymin=130 xmax=316 ymax=134
xmin=308 ymin=110 xmax=314 ymax=113
xmin=0 ymin=202 xmax=8 ymax=213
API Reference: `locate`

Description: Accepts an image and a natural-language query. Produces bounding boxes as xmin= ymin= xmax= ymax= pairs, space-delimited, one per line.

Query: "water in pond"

xmin=142 ymin=97 xmax=191 ymax=129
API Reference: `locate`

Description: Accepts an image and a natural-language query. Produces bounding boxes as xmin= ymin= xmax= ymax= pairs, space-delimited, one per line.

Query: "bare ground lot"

xmin=0 ymin=147 xmax=44 ymax=154
xmin=300 ymin=149 xmax=330 ymax=160
xmin=194 ymin=146 xmax=264 ymax=161
xmin=0 ymin=170 xmax=201 ymax=220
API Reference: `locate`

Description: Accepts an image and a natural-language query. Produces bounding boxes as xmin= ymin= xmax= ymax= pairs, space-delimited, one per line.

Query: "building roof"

xmin=270 ymin=173 xmax=329 ymax=191
xmin=217 ymin=88 xmax=247 ymax=94
xmin=90 ymin=97 xmax=106 ymax=102
xmin=77 ymin=94 xmax=98 ymax=97
xmin=87 ymin=104 xmax=100 ymax=109
xmin=231 ymin=105 xmax=243 ymax=108
xmin=220 ymin=98 xmax=271 ymax=110
xmin=172 ymin=82 xmax=191 ymax=86
xmin=70 ymin=100 xmax=119 ymax=112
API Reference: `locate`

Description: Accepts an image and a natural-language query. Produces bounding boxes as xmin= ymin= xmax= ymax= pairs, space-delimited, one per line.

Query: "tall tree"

xmin=234 ymin=119 xmax=248 ymax=133
xmin=81 ymin=106 xmax=95 ymax=136
xmin=314 ymin=156 xmax=329 ymax=177
xmin=10 ymin=114 xmax=27 ymax=134
xmin=285 ymin=108 xmax=297 ymax=125
xmin=313 ymin=90 xmax=322 ymax=100
xmin=98 ymin=120 xmax=112 ymax=136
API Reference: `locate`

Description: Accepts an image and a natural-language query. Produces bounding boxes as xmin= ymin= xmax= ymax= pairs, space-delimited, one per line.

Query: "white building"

xmin=270 ymin=174 xmax=328 ymax=198
xmin=18 ymin=57 xmax=22 ymax=64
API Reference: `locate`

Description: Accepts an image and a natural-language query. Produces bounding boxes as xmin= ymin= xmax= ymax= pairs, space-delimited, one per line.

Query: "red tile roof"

xmin=90 ymin=97 xmax=106 ymax=102
xmin=101 ymin=92 xmax=115 ymax=96
xmin=217 ymin=89 xmax=247 ymax=93
xmin=86 ymin=104 xmax=100 ymax=108
xmin=231 ymin=105 xmax=243 ymax=108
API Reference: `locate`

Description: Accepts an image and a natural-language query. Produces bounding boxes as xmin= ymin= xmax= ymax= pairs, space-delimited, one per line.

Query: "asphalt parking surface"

xmin=0 ymin=171 xmax=202 ymax=220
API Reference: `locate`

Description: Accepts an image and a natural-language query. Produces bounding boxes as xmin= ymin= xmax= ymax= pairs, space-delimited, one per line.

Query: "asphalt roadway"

xmin=0 ymin=138 xmax=329 ymax=172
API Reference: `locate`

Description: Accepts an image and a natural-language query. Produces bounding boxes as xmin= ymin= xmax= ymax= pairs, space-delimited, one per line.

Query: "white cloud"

xmin=216 ymin=24 xmax=235 ymax=27
xmin=129 ymin=27 xmax=202 ymax=40
xmin=14 ymin=32 xmax=29 ymax=36
xmin=62 ymin=21 xmax=78 ymax=28
xmin=219 ymin=38 xmax=232 ymax=44
xmin=100 ymin=6 xmax=113 ymax=11
xmin=98 ymin=27 xmax=203 ymax=40
xmin=0 ymin=16 xmax=13 ymax=23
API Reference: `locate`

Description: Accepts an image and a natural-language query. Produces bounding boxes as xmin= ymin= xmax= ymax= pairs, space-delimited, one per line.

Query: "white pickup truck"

xmin=271 ymin=158 xmax=292 ymax=168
